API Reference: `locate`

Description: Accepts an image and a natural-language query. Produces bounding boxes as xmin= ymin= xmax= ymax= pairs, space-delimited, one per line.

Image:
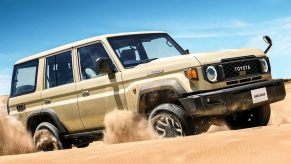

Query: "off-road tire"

xmin=149 ymin=104 xmax=191 ymax=137
xmin=225 ymin=104 xmax=271 ymax=130
xmin=33 ymin=122 xmax=71 ymax=151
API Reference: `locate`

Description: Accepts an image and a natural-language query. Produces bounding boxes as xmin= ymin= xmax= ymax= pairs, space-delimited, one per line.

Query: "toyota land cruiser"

xmin=8 ymin=31 xmax=286 ymax=150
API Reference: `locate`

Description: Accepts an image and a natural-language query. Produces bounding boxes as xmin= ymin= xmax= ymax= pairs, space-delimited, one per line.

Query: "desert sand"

xmin=0 ymin=84 xmax=290 ymax=163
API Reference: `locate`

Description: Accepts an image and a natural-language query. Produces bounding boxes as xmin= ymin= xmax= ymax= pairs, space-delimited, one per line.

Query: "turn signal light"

xmin=184 ymin=68 xmax=199 ymax=80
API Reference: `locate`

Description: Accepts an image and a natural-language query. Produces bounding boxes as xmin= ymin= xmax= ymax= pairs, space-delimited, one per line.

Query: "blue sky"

xmin=1 ymin=0 xmax=291 ymax=95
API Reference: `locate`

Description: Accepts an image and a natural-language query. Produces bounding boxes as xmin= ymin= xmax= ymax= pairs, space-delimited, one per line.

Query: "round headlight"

xmin=260 ymin=58 xmax=269 ymax=73
xmin=206 ymin=66 xmax=218 ymax=82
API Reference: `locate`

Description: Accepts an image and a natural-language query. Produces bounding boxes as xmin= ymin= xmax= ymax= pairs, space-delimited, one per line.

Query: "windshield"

xmin=108 ymin=33 xmax=186 ymax=68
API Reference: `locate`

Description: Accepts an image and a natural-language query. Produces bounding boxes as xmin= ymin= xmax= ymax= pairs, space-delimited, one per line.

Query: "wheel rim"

xmin=152 ymin=114 xmax=183 ymax=137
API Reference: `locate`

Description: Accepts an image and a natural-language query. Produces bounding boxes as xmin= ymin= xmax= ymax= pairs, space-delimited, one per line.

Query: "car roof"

xmin=15 ymin=31 xmax=165 ymax=65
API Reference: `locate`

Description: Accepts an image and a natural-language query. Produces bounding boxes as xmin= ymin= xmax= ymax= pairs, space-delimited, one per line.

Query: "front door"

xmin=75 ymin=42 xmax=127 ymax=129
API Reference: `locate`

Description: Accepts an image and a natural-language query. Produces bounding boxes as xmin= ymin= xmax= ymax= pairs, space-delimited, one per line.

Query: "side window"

xmin=46 ymin=51 xmax=73 ymax=89
xmin=78 ymin=43 xmax=113 ymax=80
xmin=11 ymin=60 xmax=38 ymax=97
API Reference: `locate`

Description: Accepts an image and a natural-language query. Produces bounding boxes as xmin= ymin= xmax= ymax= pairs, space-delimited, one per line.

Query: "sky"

xmin=1 ymin=0 xmax=291 ymax=95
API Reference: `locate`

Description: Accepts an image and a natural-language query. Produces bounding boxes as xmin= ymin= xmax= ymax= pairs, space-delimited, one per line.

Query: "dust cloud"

xmin=0 ymin=96 xmax=35 ymax=155
xmin=269 ymin=104 xmax=291 ymax=125
xmin=0 ymin=96 xmax=8 ymax=116
xmin=103 ymin=110 xmax=159 ymax=144
xmin=267 ymin=83 xmax=291 ymax=125
xmin=0 ymin=113 xmax=35 ymax=155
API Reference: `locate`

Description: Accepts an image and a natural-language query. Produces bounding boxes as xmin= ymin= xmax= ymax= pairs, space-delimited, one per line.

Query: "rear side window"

xmin=11 ymin=60 xmax=39 ymax=97
xmin=46 ymin=51 xmax=73 ymax=88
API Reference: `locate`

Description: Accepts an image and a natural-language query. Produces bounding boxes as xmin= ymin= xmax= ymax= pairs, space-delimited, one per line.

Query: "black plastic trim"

xmin=180 ymin=79 xmax=286 ymax=116
xmin=64 ymin=130 xmax=103 ymax=140
xmin=137 ymin=79 xmax=187 ymax=112
xmin=27 ymin=108 xmax=67 ymax=134
xmin=202 ymin=56 xmax=270 ymax=84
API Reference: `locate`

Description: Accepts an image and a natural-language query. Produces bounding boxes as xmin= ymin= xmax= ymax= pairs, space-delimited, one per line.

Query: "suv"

xmin=8 ymin=31 xmax=286 ymax=150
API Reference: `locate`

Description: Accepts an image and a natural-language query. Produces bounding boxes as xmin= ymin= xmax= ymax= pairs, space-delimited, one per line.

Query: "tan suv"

xmin=8 ymin=31 xmax=286 ymax=150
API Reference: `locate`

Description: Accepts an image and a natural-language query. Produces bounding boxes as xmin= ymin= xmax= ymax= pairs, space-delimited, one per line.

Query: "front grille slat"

xmin=222 ymin=59 xmax=262 ymax=79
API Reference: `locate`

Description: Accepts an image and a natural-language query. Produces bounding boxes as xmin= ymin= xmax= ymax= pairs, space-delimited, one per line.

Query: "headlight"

xmin=260 ymin=58 xmax=269 ymax=73
xmin=206 ymin=66 xmax=218 ymax=82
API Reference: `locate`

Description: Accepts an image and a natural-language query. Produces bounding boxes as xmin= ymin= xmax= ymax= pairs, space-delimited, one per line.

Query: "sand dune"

xmin=269 ymin=83 xmax=291 ymax=125
xmin=0 ymin=124 xmax=290 ymax=164
xmin=0 ymin=84 xmax=290 ymax=163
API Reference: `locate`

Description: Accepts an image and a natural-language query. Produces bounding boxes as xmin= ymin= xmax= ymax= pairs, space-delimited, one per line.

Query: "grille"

xmin=222 ymin=59 xmax=262 ymax=79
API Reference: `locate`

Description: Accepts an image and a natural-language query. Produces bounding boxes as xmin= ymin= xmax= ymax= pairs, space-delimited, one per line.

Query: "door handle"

xmin=82 ymin=90 xmax=90 ymax=97
xmin=44 ymin=98 xmax=51 ymax=104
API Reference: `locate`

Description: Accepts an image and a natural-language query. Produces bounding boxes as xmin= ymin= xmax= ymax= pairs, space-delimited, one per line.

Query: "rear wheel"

xmin=76 ymin=143 xmax=90 ymax=148
xmin=225 ymin=104 xmax=271 ymax=130
xmin=33 ymin=122 xmax=71 ymax=151
xmin=149 ymin=104 xmax=191 ymax=137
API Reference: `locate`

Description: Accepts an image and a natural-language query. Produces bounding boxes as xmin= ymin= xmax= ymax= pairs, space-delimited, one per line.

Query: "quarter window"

xmin=46 ymin=51 xmax=73 ymax=88
xmin=11 ymin=60 xmax=38 ymax=97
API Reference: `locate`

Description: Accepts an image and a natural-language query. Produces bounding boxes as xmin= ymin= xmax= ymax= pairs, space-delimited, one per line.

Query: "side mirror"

xmin=263 ymin=35 xmax=272 ymax=54
xmin=96 ymin=57 xmax=115 ymax=79
xmin=185 ymin=49 xmax=190 ymax=54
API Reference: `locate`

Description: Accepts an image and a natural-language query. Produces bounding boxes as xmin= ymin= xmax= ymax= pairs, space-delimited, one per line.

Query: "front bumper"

xmin=180 ymin=79 xmax=286 ymax=116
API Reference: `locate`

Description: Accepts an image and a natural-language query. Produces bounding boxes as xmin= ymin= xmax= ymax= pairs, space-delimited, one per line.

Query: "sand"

xmin=0 ymin=84 xmax=290 ymax=163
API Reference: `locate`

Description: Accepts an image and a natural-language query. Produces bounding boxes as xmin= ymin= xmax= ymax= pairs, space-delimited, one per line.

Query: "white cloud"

xmin=165 ymin=17 xmax=285 ymax=37
xmin=245 ymin=17 xmax=291 ymax=57
xmin=170 ymin=17 xmax=291 ymax=78
xmin=170 ymin=17 xmax=291 ymax=58
xmin=231 ymin=20 xmax=250 ymax=28
xmin=174 ymin=33 xmax=231 ymax=39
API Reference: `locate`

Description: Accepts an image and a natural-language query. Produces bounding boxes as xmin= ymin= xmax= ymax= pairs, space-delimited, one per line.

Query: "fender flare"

xmin=27 ymin=108 xmax=67 ymax=134
xmin=137 ymin=79 xmax=187 ymax=112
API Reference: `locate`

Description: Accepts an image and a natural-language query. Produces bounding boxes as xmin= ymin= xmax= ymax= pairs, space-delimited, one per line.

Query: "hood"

xmin=134 ymin=54 xmax=201 ymax=70
xmin=191 ymin=48 xmax=266 ymax=65
xmin=122 ymin=54 xmax=200 ymax=81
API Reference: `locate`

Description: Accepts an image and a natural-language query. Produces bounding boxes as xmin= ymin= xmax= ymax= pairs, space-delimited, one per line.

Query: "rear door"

xmin=41 ymin=50 xmax=84 ymax=132
xmin=75 ymin=42 xmax=127 ymax=129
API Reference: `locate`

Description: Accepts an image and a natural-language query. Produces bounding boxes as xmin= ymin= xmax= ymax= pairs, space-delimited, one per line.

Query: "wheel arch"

xmin=26 ymin=108 xmax=67 ymax=135
xmin=137 ymin=79 xmax=187 ymax=115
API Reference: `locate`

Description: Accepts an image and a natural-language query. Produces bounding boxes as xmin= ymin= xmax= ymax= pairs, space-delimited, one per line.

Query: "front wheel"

xmin=149 ymin=104 xmax=191 ymax=138
xmin=225 ymin=104 xmax=271 ymax=130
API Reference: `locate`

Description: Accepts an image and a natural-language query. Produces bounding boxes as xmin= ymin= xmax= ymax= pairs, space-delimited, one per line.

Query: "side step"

xmin=64 ymin=130 xmax=104 ymax=140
